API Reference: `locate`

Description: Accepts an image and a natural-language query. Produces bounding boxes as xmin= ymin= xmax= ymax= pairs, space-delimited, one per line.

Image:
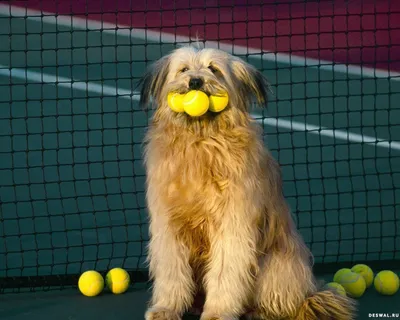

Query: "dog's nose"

xmin=189 ymin=78 xmax=204 ymax=90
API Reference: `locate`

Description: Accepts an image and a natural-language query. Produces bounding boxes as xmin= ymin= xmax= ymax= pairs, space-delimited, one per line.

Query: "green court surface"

xmin=1 ymin=272 xmax=399 ymax=320
xmin=0 ymin=12 xmax=400 ymax=320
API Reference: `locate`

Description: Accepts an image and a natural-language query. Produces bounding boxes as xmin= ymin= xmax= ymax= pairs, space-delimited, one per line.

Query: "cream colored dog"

xmin=139 ymin=46 xmax=356 ymax=320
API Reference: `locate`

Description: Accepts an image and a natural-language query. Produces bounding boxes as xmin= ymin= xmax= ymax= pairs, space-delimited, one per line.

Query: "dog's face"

xmin=139 ymin=46 xmax=270 ymax=122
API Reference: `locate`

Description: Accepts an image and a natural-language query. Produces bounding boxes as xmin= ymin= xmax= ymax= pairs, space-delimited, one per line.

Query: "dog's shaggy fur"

xmin=139 ymin=46 xmax=356 ymax=320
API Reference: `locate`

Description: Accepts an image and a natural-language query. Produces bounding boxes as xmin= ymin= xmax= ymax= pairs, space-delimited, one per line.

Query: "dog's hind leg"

xmin=252 ymin=231 xmax=356 ymax=320
xmin=249 ymin=157 xmax=356 ymax=320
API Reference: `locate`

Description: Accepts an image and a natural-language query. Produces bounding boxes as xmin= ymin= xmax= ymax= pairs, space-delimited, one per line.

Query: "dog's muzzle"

xmin=189 ymin=78 xmax=204 ymax=90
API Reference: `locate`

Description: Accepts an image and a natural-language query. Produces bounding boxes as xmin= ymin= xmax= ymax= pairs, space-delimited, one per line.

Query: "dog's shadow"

xmin=183 ymin=314 xmax=200 ymax=320
xmin=183 ymin=314 xmax=247 ymax=320
xmin=182 ymin=296 xmax=248 ymax=319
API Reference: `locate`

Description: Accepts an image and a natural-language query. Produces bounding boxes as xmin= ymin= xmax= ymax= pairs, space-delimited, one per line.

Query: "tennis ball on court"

xmin=105 ymin=268 xmax=131 ymax=294
xmin=351 ymin=264 xmax=374 ymax=288
xmin=167 ymin=92 xmax=185 ymax=113
xmin=324 ymin=282 xmax=347 ymax=297
xmin=208 ymin=92 xmax=229 ymax=112
xmin=78 ymin=270 xmax=104 ymax=297
xmin=374 ymin=270 xmax=399 ymax=296
xmin=182 ymin=90 xmax=209 ymax=117
xmin=333 ymin=268 xmax=352 ymax=283
xmin=336 ymin=271 xmax=366 ymax=298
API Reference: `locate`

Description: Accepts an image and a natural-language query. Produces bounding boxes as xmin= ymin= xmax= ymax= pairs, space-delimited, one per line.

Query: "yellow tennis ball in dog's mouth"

xmin=105 ymin=268 xmax=131 ymax=294
xmin=351 ymin=264 xmax=374 ymax=288
xmin=78 ymin=270 xmax=104 ymax=297
xmin=182 ymin=90 xmax=209 ymax=117
xmin=209 ymin=92 xmax=229 ymax=112
xmin=167 ymin=92 xmax=185 ymax=113
xmin=374 ymin=270 xmax=399 ymax=296
xmin=336 ymin=271 xmax=366 ymax=298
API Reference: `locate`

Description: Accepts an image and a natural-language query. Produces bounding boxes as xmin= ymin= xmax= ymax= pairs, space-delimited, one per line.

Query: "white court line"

xmin=1 ymin=3 xmax=400 ymax=80
xmin=0 ymin=65 xmax=136 ymax=98
xmin=260 ymin=118 xmax=400 ymax=150
xmin=1 ymin=64 xmax=399 ymax=151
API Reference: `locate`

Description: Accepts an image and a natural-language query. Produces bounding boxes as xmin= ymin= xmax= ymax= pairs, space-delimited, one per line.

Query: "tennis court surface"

xmin=0 ymin=1 xmax=399 ymax=319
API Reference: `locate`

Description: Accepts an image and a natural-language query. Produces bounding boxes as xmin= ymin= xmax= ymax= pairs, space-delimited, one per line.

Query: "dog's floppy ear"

xmin=231 ymin=57 xmax=271 ymax=107
xmin=137 ymin=55 xmax=171 ymax=109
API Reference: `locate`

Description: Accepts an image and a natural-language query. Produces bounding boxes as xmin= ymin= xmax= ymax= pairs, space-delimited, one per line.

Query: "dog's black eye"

xmin=208 ymin=65 xmax=218 ymax=73
xmin=180 ymin=67 xmax=189 ymax=73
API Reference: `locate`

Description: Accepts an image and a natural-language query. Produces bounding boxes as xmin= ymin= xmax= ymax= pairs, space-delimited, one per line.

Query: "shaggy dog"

xmin=139 ymin=45 xmax=356 ymax=320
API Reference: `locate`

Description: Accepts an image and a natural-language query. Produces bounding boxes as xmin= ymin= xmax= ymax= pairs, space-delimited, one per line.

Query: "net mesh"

xmin=0 ymin=0 xmax=399 ymax=292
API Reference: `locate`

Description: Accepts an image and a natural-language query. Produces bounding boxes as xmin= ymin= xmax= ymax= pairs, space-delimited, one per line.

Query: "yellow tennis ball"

xmin=351 ymin=264 xmax=374 ymax=288
xmin=324 ymin=282 xmax=347 ymax=297
xmin=78 ymin=270 xmax=104 ymax=297
xmin=336 ymin=271 xmax=366 ymax=298
xmin=333 ymin=268 xmax=352 ymax=283
xmin=167 ymin=92 xmax=185 ymax=113
xmin=105 ymin=268 xmax=131 ymax=294
xmin=182 ymin=90 xmax=209 ymax=117
xmin=374 ymin=270 xmax=399 ymax=296
xmin=209 ymin=92 xmax=229 ymax=112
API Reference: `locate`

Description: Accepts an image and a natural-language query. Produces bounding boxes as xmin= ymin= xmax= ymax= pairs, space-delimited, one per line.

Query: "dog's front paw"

xmin=145 ymin=307 xmax=181 ymax=320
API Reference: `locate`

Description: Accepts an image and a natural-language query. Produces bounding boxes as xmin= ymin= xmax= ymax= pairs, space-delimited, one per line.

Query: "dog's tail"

xmin=296 ymin=289 xmax=357 ymax=320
